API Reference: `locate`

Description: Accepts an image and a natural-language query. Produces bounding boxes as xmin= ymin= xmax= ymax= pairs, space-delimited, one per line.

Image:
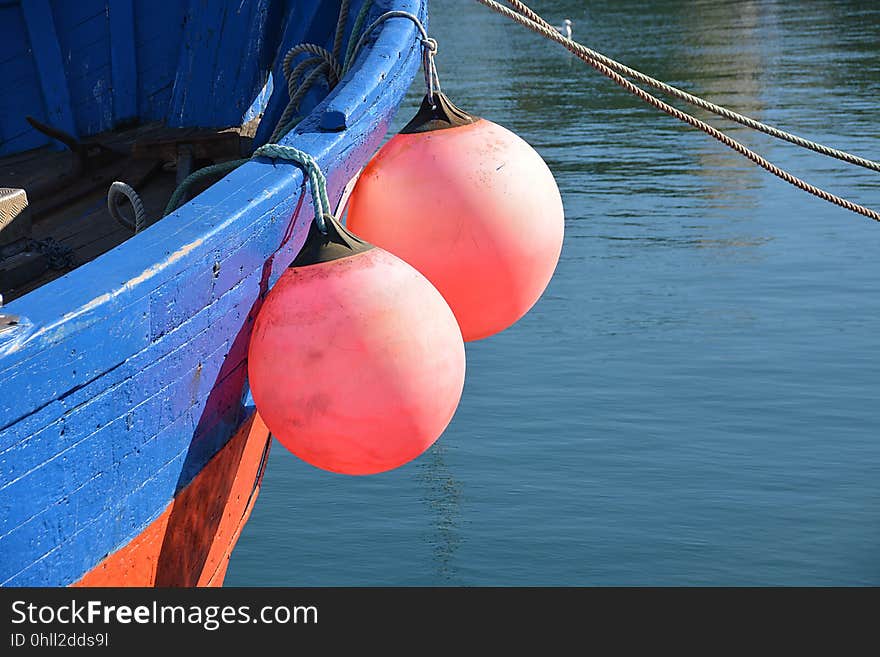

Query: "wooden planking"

xmin=1 ymin=264 xmax=261 ymax=456
xmin=0 ymin=177 xmax=173 ymax=301
xmin=0 ymin=5 xmax=26 ymax=64
xmin=0 ymin=162 xmax=283 ymax=375
xmin=168 ymin=0 xmax=230 ymax=128
xmin=206 ymin=0 xmax=251 ymax=126
xmin=166 ymin=0 xmax=282 ymax=129
xmin=0 ymin=320 xmax=251 ymax=578
xmin=0 ymin=131 xmax=50 ymax=157
xmin=5 ymin=439 xmax=190 ymax=586
xmin=0 ymin=198 xmax=282 ymax=455
xmin=109 ymin=0 xmax=138 ymax=124
xmin=50 ymin=0 xmax=113 ymax=135
xmin=0 ymin=121 xmax=255 ymax=302
xmin=132 ymin=1 xmax=187 ymax=122
xmin=210 ymin=0 xmax=274 ymax=128
xmin=0 ymin=299 xmax=152 ymax=433
xmin=21 ymin=0 xmax=78 ymax=143
xmin=0 ymin=309 xmax=254 ymax=585
xmin=1 ymin=413 xmax=194 ymax=584
xmin=0 ymin=338 xmax=235 ymax=564
xmin=20 ymin=404 xmax=269 ymax=587
xmin=1 ymin=172 xmax=286 ymax=583
xmin=0 ymin=6 xmax=52 ymax=154
xmin=132 ymin=2 xmax=186 ymax=122
xmin=0 ymin=146 xmax=71 ymax=192
xmin=0 ymin=260 xmax=261 ymax=489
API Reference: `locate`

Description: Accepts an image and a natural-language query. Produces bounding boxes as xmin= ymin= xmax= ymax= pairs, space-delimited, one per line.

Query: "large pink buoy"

xmin=248 ymin=216 xmax=465 ymax=475
xmin=346 ymin=93 xmax=564 ymax=341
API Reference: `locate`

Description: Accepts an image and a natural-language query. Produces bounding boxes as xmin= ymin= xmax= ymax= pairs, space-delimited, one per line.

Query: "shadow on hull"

xmin=75 ymin=412 xmax=271 ymax=587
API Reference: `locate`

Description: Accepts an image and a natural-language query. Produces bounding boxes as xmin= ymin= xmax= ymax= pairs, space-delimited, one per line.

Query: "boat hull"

xmin=0 ymin=0 xmax=427 ymax=586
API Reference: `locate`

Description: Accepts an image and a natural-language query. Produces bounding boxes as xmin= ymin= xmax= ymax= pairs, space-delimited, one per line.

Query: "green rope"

xmin=163 ymin=147 xmax=331 ymax=232
xmin=163 ymin=160 xmax=247 ymax=217
xmin=253 ymin=143 xmax=332 ymax=230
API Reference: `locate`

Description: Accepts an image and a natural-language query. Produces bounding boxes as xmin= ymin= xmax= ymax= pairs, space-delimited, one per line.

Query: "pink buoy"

xmin=248 ymin=216 xmax=465 ymax=475
xmin=347 ymin=93 xmax=564 ymax=341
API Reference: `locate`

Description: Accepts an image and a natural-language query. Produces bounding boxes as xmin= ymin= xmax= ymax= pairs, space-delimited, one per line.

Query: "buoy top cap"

xmin=400 ymin=92 xmax=479 ymax=134
xmin=292 ymin=214 xmax=373 ymax=267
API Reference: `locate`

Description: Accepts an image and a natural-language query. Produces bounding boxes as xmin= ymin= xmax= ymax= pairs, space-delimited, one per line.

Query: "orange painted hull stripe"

xmin=74 ymin=412 xmax=271 ymax=587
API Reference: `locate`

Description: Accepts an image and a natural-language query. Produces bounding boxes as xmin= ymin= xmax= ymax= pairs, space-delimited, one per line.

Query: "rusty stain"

xmin=191 ymin=362 xmax=203 ymax=403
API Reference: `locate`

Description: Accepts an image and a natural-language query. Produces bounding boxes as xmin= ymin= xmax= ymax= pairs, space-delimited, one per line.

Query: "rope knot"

xmin=253 ymin=144 xmax=332 ymax=233
xmin=422 ymin=37 xmax=438 ymax=55
xmin=348 ymin=11 xmax=442 ymax=107
xmin=420 ymin=37 xmax=442 ymax=107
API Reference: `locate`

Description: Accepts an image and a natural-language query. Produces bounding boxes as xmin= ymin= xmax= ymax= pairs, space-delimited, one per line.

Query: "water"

xmin=227 ymin=0 xmax=880 ymax=585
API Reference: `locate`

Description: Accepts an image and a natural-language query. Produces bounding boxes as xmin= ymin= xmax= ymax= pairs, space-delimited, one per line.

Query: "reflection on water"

xmin=228 ymin=0 xmax=880 ymax=585
xmin=415 ymin=446 xmax=463 ymax=583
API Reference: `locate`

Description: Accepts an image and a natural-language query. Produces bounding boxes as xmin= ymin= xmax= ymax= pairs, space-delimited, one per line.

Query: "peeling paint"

xmin=18 ymin=238 xmax=205 ymax=350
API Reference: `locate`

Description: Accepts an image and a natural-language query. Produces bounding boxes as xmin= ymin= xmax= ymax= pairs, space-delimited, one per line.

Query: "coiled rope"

xmin=269 ymin=43 xmax=341 ymax=143
xmin=475 ymin=0 xmax=880 ymax=223
xmin=26 ymin=237 xmax=75 ymax=270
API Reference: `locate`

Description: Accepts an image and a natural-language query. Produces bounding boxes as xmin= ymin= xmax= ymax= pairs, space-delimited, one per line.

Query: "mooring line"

xmin=475 ymin=0 xmax=880 ymax=223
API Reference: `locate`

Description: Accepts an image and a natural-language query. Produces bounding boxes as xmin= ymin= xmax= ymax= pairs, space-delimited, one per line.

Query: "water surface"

xmin=227 ymin=0 xmax=880 ymax=585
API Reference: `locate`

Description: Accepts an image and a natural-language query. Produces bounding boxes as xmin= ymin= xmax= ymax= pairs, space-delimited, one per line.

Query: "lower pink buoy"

xmin=248 ymin=215 xmax=466 ymax=475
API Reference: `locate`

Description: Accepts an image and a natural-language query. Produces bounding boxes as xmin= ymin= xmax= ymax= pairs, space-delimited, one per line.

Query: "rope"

xmin=269 ymin=44 xmax=342 ymax=143
xmin=108 ymin=180 xmax=147 ymax=233
xmin=27 ymin=237 xmax=75 ymax=270
xmin=253 ymin=143 xmax=332 ymax=231
xmin=163 ymin=147 xmax=330 ymax=231
xmin=475 ymin=0 xmax=880 ymax=223
xmin=501 ymin=0 xmax=880 ymax=174
xmin=284 ymin=44 xmax=340 ymax=84
xmin=347 ymin=11 xmax=440 ymax=103
xmin=164 ymin=160 xmax=245 ymax=217
xmin=332 ymin=0 xmax=351 ymax=62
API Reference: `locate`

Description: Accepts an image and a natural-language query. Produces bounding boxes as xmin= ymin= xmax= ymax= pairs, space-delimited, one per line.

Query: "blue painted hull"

xmin=0 ymin=0 xmax=426 ymax=586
